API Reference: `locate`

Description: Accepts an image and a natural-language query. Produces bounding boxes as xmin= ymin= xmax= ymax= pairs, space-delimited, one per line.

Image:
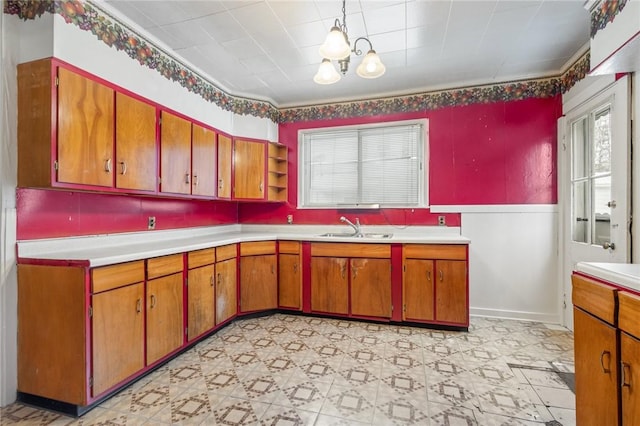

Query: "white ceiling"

xmin=100 ymin=0 xmax=591 ymax=108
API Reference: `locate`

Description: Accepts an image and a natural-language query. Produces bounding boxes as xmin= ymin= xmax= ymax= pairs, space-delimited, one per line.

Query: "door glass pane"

xmin=572 ymin=180 xmax=588 ymax=243
xmin=593 ymin=106 xmax=611 ymax=176
xmin=592 ymin=175 xmax=611 ymax=246
xmin=571 ymin=117 xmax=588 ymax=179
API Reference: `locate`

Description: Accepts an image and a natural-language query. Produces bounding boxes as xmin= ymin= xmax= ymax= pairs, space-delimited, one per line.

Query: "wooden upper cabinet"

xmin=217 ymin=134 xmax=232 ymax=199
xmin=234 ymin=139 xmax=265 ymax=200
xmin=160 ymin=111 xmax=192 ymax=195
xmin=57 ymin=67 xmax=115 ymax=187
xmin=192 ymin=124 xmax=216 ymax=197
xmin=115 ymin=92 xmax=157 ymax=192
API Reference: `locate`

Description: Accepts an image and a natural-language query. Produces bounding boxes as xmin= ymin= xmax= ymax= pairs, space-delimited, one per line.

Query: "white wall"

xmin=459 ymin=208 xmax=560 ymax=323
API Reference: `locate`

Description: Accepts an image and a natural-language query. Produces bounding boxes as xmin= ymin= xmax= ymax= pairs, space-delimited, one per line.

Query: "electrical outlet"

xmin=287 ymin=214 xmax=293 ymax=224
xmin=438 ymin=215 xmax=446 ymax=226
xmin=148 ymin=216 xmax=156 ymax=230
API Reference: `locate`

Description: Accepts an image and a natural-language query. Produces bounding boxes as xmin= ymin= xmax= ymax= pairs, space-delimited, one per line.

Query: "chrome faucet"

xmin=340 ymin=216 xmax=363 ymax=237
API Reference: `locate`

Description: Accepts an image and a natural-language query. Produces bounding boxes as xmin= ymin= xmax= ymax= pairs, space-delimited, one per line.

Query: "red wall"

xmin=239 ymin=96 xmax=561 ymax=226
xmin=16 ymin=188 xmax=238 ymax=240
xmin=17 ymin=96 xmax=561 ymax=239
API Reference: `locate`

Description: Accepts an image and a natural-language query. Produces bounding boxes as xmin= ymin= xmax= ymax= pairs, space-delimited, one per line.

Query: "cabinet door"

xmin=115 ymin=92 xmax=157 ymax=191
xmin=234 ymin=139 xmax=265 ymax=199
xmin=217 ymin=134 xmax=232 ymax=199
xmin=147 ymin=273 xmax=184 ymax=365
xmin=187 ymin=265 xmax=215 ymax=341
xmin=160 ymin=111 xmax=191 ymax=195
xmin=92 ymin=282 xmax=144 ymax=396
xmin=403 ymin=259 xmax=434 ymax=321
xmin=434 ymin=260 xmax=467 ymax=324
xmin=57 ymin=67 xmax=114 ymax=187
xmin=311 ymin=257 xmax=348 ymax=315
xmin=351 ymin=258 xmax=391 ymax=318
xmin=216 ymin=258 xmax=237 ymax=325
xmin=279 ymin=253 xmax=301 ymax=309
xmin=192 ymin=124 xmax=216 ymax=197
xmin=574 ymin=307 xmax=619 ymax=425
xmin=240 ymin=255 xmax=277 ymax=312
xmin=622 ymin=332 xmax=640 ymax=425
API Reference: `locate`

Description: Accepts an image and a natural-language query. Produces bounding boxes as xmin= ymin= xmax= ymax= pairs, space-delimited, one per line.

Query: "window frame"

xmin=297 ymin=119 xmax=429 ymax=209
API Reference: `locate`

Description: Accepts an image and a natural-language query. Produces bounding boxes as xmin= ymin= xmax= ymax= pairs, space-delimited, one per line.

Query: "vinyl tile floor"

xmin=1 ymin=314 xmax=575 ymax=425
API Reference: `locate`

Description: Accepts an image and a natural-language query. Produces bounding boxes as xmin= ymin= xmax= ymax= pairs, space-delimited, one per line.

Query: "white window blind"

xmin=299 ymin=121 xmax=427 ymax=208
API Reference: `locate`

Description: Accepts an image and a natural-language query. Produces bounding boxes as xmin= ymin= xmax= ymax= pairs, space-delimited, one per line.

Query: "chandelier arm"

xmin=341 ymin=0 xmax=347 ymax=35
xmin=352 ymin=37 xmax=373 ymax=56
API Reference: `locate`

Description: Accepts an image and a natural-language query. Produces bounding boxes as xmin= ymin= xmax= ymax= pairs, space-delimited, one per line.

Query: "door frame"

xmin=559 ymin=74 xmax=631 ymax=328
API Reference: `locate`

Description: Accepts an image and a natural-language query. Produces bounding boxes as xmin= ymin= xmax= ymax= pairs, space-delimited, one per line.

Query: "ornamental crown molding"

xmin=5 ymin=0 xmax=591 ymax=124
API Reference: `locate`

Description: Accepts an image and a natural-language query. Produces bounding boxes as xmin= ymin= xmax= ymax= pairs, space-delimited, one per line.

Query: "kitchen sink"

xmin=319 ymin=232 xmax=393 ymax=239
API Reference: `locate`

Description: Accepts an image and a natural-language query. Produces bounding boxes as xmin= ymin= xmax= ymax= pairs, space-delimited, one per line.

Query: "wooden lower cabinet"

xmin=403 ymin=259 xmax=434 ymax=321
xmin=350 ymin=258 xmax=391 ymax=318
xmin=92 ymin=282 xmax=145 ymax=396
xmin=146 ymin=271 xmax=184 ymax=365
xmin=216 ymin=245 xmax=237 ymax=324
xmin=187 ymin=264 xmax=215 ymax=341
xmin=310 ymin=243 xmax=391 ymax=319
xmin=402 ymin=244 xmax=468 ymax=326
xmin=621 ymin=332 xmax=640 ymax=425
xmin=311 ymin=256 xmax=349 ymax=314
xmin=574 ymin=307 xmax=619 ymax=425
xmin=279 ymin=241 xmax=301 ymax=310
xmin=239 ymin=242 xmax=277 ymax=312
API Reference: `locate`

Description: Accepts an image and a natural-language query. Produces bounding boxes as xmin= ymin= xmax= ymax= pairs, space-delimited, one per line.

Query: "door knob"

xmin=607 ymin=200 xmax=617 ymax=208
xmin=603 ymin=242 xmax=616 ymax=250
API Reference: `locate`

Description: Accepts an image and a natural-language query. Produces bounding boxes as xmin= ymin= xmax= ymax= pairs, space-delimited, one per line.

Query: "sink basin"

xmin=319 ymin=232 xmax=393 ymax=239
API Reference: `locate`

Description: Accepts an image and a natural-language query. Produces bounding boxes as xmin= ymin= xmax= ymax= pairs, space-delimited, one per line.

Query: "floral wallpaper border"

xmin=590 ymin=0 xmax=628 ymax=38
xmin=5 ymin=0 xmax=590 ymax=124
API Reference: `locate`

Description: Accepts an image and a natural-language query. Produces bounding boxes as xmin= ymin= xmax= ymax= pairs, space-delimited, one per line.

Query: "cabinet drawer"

xmin=147 ymin=254 xmax=183 ymax=279
xmin=572 ymin=274 xmax=617 ymax=325
xmin=240 ymin=241 xmax=276 ymax=256
xmin=92 ymin=260 xmax=144 ymax=293
xmin=403 ymin=244 xmax=466 ymax=260
xmin=188 ymin=248 xmax=215 ymax=269
xmin=619 ymin=291 xmax=640 ymax=338
xmin=216 ymin=244 xmax=237 ymax=262
xmin=311 ymin=243 xmax=390 ymax=258
xmin=279 ymin=241 xmax=300 ymax=254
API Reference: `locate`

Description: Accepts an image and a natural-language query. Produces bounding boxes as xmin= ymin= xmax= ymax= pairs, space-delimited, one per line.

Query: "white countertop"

xmin=17 ymin=224 xmax=470 ymax=267
xmin=576 ymin=262 xmax=640 ymax=293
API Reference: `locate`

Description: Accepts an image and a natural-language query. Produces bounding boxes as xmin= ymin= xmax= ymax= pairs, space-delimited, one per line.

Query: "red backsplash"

xmin=239 ymin=96 xmax=561 ymax=225
xmin=17 ymin=188 xmax=238 ymax=240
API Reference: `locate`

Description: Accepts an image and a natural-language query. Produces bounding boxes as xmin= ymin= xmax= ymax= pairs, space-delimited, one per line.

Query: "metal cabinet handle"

xmin=600 ymin=350 xmax=611 ymax=373
xmin=341 ymin=263 xmax=346 ymax=279
xmin=427 ymin=270 xmax=431 ymax=281
xmin=218 ymin=178 xmax=223 ymax=189
xmin=293 ymin=263 xmax=298 ymax=273
xmin=136 ymin=298 xmax=141 ymax=313
xmin=150 ymin=294 xmax=156 ymax=308
xmin=193 ymin=175 xmax=199 ymax=186
xmin=104 ymin=158 xmax=112 ymax=172
xmin=622 ymin=362 xmax=631 ymax=387
xmin=439 ymin=270 xmax=444 ymax=282
xmin=259 ymin=182 xmax=263 ymax=192
xmin=210 ymin=275 xmax=214 ymax=286
xmin=217 ymin=272 xmax=221 ymax=285
xmin=603 ymin=242 xmax=616 ymax=250
xmin=576 ymin=217 xmax=589 ymax=222
xmin=185 ymin=173 xmax=190 ymax=184
xmin=119 ymin=161 xmax=127 ymax=175
xmin=271 ymin=264 xmax=275 ymax=274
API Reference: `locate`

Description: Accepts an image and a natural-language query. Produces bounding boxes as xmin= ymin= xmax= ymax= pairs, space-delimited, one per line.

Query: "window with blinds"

xmin=299 ymin=120 xmax=428 ymax=208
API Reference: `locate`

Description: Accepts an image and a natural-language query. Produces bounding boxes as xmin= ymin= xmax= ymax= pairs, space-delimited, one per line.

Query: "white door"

xmin=561 ymin=76 xmax=630 ymax=328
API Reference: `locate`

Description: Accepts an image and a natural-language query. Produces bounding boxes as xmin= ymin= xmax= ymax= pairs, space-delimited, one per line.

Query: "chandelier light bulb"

xmin=314 ymin=59 xmax=341 ymax=84
xmin=319 ymin=26 xmax=351 ymax=60
xmin=356 ymin=50 xmax=386 ymax=79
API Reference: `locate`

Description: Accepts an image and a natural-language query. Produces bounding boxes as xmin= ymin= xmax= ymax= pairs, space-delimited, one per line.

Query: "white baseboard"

xmin=470 ymin=307 xmax=561 ymax=324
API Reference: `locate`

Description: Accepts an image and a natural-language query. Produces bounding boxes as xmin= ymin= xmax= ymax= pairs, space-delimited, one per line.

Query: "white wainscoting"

xmin=459 ymin=207 xmax=561 ymax=323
